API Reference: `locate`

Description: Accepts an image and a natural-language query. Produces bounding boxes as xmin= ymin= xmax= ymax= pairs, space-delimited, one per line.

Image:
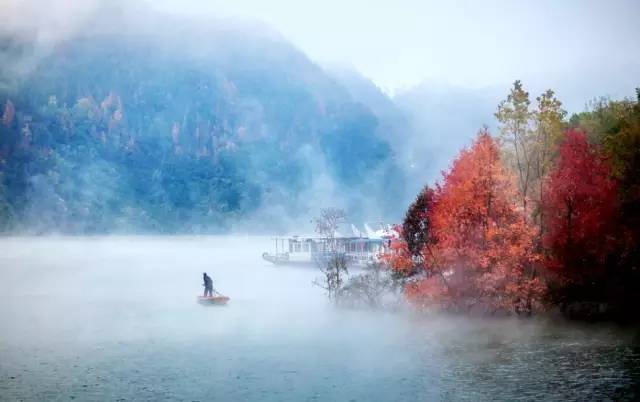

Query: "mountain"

xmin=326 ymin=67 xmax=413 ymax=210
xmin=327 ymin=67 xmax=407 ymax=140
xmin=0 ymin=6 xmax=406 ymax=233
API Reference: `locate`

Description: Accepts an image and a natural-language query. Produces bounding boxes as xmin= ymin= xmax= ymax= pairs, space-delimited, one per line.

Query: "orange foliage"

xmin=380 ymin=235 xmax=414 ymax=277
xmin=407 ymin=131 xmax=545 ymax=314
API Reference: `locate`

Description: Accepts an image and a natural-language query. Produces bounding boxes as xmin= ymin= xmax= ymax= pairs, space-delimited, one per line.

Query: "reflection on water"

xmin=1 ymin=237 xmax=638 ymax=401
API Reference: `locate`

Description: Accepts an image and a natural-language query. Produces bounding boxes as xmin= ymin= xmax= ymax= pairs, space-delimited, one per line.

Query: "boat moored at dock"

xmin=262 ymin=224 xmax=398 ymax=267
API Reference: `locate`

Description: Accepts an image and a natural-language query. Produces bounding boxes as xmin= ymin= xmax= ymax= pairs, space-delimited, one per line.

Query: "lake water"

xmin=1 ymin=237 xmax=639 ymax=401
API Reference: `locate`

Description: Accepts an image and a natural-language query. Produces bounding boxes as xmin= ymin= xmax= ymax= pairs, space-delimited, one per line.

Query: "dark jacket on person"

xmin=203 ymin=273 xmax=212 ymax=289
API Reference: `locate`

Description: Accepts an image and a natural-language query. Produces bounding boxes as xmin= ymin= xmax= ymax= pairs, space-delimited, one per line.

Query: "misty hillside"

xmin=327 ymin=67 xmax=413 ymax=169
xmin=0 ymin=9 xmax=407 ymax=233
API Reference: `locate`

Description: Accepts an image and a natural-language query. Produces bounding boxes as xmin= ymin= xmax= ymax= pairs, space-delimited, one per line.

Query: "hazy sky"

xmin=2 ymin=0 xmax=638 ymax=108
xmin=157 ymin=0 xmax=640 ymax=99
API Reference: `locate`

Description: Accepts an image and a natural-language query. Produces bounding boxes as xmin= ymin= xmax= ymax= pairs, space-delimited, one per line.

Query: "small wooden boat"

xmin=197 ymin=295 xmax=230 ymax=306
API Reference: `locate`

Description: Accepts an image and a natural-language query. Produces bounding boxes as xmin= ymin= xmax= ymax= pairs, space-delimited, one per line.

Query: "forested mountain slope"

xmin=0 ymin=9 xmax=406 ymax=233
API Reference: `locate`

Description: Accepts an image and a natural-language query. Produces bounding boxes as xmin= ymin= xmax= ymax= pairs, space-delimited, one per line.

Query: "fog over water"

xmin=2 ymin=0 xmax=639 ymax=399
xmin=1 ymin=237 xmax=639 ymax=401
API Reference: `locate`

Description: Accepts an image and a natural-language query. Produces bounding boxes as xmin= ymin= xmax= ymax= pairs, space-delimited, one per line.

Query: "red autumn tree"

xmin=408 ymin=131 xmax=544 ymax=314
xmin=542 ymin=130 xmax=618 ymax=286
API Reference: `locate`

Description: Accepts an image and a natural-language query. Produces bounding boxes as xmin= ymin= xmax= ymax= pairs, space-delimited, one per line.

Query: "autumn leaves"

xmin=392 ymin=133 xmax=544 ymax=315
xmin=387 ymin=82 xmax=640 ymax=318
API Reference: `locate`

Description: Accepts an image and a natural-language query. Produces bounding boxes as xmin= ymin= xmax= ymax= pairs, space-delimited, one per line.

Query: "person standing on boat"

xmin=202 ymin=272 xmax=213 ymax=297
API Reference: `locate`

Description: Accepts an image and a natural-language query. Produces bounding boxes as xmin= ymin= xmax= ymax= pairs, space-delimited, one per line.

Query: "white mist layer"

xmin=0 ymin=237 xmax=638 ymax=401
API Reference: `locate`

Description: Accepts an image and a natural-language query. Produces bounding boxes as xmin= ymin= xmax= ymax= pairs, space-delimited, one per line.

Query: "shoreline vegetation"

xmin=352 ymin=82 xmax=640 ymax=324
